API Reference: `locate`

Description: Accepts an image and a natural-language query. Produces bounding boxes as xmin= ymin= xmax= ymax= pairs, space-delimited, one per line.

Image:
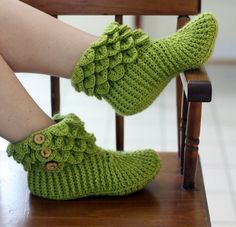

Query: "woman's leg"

xmin=0 ymin=54 xmax=54 ymax=143
xmin=0 ymin=0 xmax=97 ymax=78
xmin=0 ymin=0 xmax=99 ymax=142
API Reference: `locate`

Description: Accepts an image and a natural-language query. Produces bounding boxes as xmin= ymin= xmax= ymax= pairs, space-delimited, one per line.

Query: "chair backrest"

xmin=21 ymin=0 xmax=201 ymax=15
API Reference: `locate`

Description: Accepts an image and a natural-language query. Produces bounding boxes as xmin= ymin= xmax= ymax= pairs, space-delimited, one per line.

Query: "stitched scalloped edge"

xmin=7 ymin=113 xmax=97 ymax=171
xmin=71 ymin=22 xmax=151 ymax=99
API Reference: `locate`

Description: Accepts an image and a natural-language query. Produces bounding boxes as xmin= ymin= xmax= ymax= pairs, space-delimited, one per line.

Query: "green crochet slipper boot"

xmin=7 ymin=113 xmax=161 ymax=200
xmin=71 ymin=12 xmax=218 ymax=116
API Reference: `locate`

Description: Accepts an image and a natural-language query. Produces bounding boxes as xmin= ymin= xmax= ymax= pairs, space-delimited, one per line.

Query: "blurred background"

xmin=0 ymin=0 xmax=235 ymax=226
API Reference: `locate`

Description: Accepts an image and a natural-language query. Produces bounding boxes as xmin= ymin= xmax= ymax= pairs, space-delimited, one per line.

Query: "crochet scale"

xmin=7 ymin=114 xmax=161 ymax=200
xmin=71 ymin=12 xmax=218 ymax=116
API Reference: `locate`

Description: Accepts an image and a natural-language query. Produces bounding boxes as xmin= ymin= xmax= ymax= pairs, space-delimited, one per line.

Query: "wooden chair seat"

xmin=0 ymin=151 xmax=210 ymax=227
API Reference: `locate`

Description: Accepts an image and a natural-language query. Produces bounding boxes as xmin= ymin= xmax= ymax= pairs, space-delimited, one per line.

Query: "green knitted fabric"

xmin=71 ymin=12 xmax=218 ymax=116
xmin=6 ymin=113 xmax=161 ymax=200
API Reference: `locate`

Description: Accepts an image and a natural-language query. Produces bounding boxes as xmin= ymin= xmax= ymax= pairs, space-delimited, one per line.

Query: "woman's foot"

xmin=7 ymin=113 xmax=161 ymax=200
xmin=71 ymin=12 xmax=218 ymax=116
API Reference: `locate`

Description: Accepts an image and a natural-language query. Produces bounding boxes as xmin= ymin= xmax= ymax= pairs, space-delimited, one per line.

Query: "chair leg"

xmin=183 ymin=102 xmax=202 ymax=189
xmin=176 ymin=76 xmax=182 ymax=158
xmin=180 ymin=91 xmax=189 ymax=174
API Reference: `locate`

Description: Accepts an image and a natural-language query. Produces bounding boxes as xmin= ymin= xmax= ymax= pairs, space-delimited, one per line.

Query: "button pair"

xmin=34 ymin=134 xmax=53 ymax=158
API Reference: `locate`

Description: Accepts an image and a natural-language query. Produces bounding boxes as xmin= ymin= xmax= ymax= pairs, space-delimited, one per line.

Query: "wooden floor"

xmin=0 ymin=152 xmax=210 ymax=227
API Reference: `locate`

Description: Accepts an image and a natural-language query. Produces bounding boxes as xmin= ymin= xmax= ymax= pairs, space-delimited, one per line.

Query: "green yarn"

xmin=71 ymin=12 xmax=218 ymax=116
xmin=7 ymin=113 xmax=161 ymax=200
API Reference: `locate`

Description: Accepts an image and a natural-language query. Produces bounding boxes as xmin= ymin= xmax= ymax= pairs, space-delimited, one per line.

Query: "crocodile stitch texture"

xmin=71 ymin=12 xmax=218 ymax=115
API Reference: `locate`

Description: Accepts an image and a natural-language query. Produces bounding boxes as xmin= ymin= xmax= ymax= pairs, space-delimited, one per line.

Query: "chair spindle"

xmin=115 ymin=15 xmax=124 ymax=151
xmin=50 ymin=15 xmax=61 ymax=116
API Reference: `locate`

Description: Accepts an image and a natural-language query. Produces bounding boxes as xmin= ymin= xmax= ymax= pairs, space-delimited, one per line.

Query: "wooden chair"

xmin=0 ymin=0 xmax=212 ymax=226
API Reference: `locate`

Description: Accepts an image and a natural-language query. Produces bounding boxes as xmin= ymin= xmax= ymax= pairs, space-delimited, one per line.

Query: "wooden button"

xmin=34 ymin=134 xmax=45 ymax=144
xmin=46 ymin=162 xmax=58 ymax=171
xmin=41 ymin=148 xmax=52 ymax=158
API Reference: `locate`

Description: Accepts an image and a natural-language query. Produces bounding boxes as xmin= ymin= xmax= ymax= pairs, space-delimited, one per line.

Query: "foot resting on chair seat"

xmin=71 ymin=12 xmax=218 ymax=116
xmin=7 ymin=113 xmax=161 ymax=200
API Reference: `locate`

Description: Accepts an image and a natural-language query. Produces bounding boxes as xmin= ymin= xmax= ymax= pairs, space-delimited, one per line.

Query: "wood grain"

xmin=0 ymin=152 xmax=210 ymax=227
xmin=20 ymin=0 xmax=200 ymax=15
xmin=180 ymin=68 xmax=212 ymax=102
xmin=183 ymin=102 xmax=202 ymax=189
